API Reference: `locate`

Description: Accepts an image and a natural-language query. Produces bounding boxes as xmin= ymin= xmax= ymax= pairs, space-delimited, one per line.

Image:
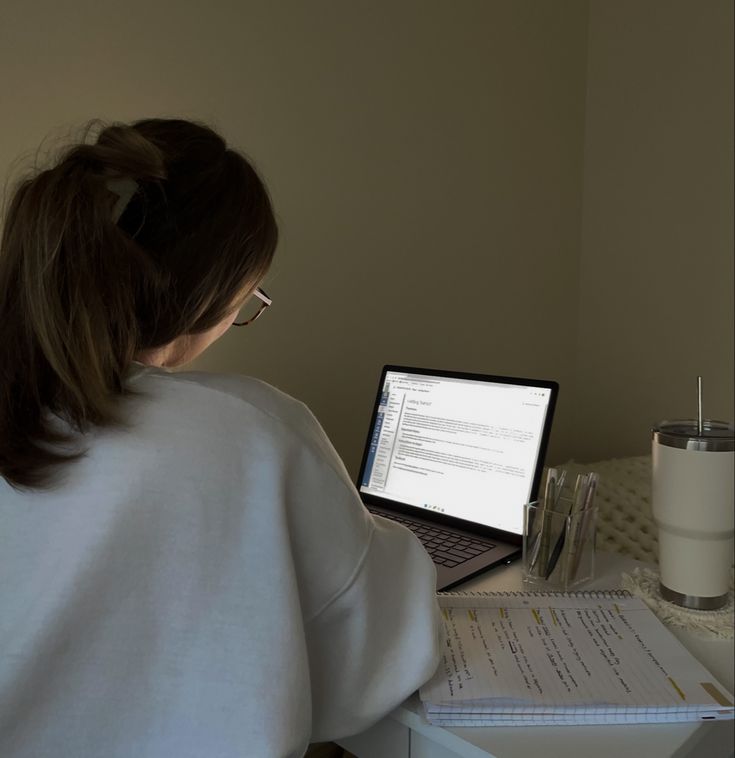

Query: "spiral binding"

xmin=437 ymin=589 xmax=632 ymax=599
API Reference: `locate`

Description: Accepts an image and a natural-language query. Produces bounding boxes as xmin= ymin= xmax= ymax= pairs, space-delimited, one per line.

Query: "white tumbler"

xmin=652 ymin=419 xmax=734 ymax=609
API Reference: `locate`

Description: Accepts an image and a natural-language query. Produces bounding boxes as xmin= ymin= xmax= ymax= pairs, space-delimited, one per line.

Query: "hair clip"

xmin=106 ymin=177 xmax=139 ymax=223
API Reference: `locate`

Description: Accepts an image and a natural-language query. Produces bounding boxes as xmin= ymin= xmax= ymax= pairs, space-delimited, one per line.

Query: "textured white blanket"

xmin=559 ymin=455 xmax=657 ymax=562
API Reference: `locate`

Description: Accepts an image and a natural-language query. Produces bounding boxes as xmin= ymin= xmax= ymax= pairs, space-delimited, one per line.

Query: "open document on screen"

xmin=359 ymin=371 xmax=552 ymax=535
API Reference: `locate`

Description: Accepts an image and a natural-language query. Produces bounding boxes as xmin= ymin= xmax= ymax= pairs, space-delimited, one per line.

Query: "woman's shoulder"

xmin=128 ymin=363 xmax=302 ymax=417
xmin=124 ymin=364 xmax=334 ymax=459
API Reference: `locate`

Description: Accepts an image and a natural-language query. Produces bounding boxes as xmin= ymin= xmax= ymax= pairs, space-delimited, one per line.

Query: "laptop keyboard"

xmin=373 ymin=510 xmax=496 ymax=568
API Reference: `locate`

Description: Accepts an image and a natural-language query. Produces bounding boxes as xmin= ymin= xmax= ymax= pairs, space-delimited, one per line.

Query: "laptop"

xmin=356 ymin=366 xmax=558 ymax=590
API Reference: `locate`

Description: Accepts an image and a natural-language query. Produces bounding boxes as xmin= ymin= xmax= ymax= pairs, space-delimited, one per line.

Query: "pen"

xmin=554 ymin=470 xmax=567 ymax=508
xmin=527 ymin=514 xmax=543 ymax=571
xmin=534 ymin=469 xmax=557 ymax=573
xmin=559 ymin=474 xmax=587 ymax=584
xmin=545 ymin=473 xmax=588 ymax=580
xmin=528 ymin=469 xmax=554 ymax=574
xmin=583 ymin=473 xmax=598 ymax=511
xmin=529 ymin=468 xmax=556 ymax=574
xmin=525 ymin=470 xmax=547 ymax=569
xmin=569 ymin=472 xmax=584 ymax=513
xmin=543 ymin=497 xmax=573 ymax=579
xmin=545 ymin=468 xmax=558 ymax=506
xmin=566 ymin=473 xmax=598 ymax=584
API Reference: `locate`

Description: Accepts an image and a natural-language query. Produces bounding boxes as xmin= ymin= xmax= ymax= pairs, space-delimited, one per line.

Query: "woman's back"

xmin=0 ymin=365 xmax=440 ymax=757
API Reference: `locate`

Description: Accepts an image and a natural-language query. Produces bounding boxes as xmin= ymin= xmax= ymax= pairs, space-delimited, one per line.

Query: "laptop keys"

xmin=374 ymin=509 xmax=497 ymax=567
xmin=446 ymin=547 xmax=475 ymax=560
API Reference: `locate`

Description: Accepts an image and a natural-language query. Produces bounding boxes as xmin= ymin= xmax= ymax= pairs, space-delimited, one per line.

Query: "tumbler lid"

xmin=652 ymin=419 xmax=735 ymax=451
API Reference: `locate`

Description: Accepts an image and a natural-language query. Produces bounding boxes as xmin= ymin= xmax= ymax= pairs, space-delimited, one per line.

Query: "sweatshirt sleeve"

xmin=253 ymin=394 xmax=442 ymax=741
xmin=304 ymin=513 xmax=442 ymax=742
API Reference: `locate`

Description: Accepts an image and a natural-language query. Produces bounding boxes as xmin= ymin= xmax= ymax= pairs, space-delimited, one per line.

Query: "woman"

xmin=0 ymin=119 xmax=440 ymax=758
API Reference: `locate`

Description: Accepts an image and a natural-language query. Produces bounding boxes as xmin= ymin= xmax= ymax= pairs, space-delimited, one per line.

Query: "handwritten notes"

xmin=421 ymin=593 xmax=734 ymax=725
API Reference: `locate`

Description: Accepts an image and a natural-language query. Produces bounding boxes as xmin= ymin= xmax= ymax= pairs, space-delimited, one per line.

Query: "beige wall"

xmin=0 ymin=1 xmax=588 ymax=474
xmin=1 ymin=1 xmax=731 ymax=477
xmin=191 ymin=1 xmax=589 ymax=474
xmin=575 ymin=0 xmax=734 ymax=462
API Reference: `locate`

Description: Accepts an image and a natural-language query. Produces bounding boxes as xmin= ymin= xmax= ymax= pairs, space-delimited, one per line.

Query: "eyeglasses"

xmin=232 ymin=287 xmax=272 ymax=327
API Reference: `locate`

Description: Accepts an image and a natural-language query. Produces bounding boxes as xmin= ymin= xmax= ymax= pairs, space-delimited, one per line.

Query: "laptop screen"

xmin=358 ymin=368 xmax=556 ymax=536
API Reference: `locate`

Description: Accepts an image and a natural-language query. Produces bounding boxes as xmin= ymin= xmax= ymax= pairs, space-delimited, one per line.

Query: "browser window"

xmin=359 ymin=370 xmax=551 ymax=534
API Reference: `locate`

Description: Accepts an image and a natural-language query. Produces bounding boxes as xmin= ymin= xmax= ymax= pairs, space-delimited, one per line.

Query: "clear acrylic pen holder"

xmin=522 ymin=497 xmax=597 ymax=591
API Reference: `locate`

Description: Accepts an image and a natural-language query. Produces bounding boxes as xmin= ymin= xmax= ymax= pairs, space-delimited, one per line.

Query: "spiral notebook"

xmin=420 ymin=590 xmax=734 ymax=726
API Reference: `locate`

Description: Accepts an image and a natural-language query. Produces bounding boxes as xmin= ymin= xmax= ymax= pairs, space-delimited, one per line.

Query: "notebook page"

xmin=420 ymin=592 xmax=734 ymax=717
xmin=421 ymin=712 xmax=732 ymax=726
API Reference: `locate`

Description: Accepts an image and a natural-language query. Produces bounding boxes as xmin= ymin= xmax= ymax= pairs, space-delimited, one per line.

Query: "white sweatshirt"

xmin=0 ymin=366 xmax=441 ymax=758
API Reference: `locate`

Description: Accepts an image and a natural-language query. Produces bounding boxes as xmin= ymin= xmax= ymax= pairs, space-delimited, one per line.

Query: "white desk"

xmin=338 ymin=553 xmax=735 ymax=758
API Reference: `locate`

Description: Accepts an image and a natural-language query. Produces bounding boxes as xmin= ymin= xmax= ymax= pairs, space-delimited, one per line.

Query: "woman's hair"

xmin=0 ymin=118 xmax=278 ymax=490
